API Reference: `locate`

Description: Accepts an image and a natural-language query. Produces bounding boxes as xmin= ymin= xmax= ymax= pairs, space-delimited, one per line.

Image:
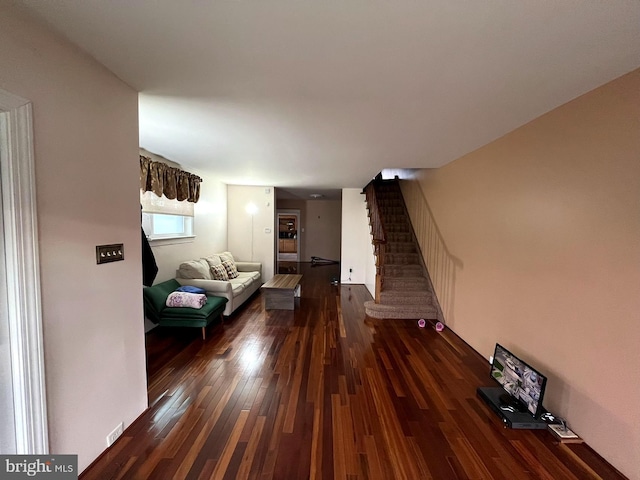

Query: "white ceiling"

xmin=17 ymin=1 xmax=640 ymax=196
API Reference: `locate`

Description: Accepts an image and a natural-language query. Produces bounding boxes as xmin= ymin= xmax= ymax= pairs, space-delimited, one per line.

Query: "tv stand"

xmin=498 ymin=393 xmax=528 ymax=413
xmin=477 ymin=387 xmax=548 ymax=429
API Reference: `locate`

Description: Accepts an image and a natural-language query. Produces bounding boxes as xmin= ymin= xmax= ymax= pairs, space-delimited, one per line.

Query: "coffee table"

xmin=261 ymin=274 xmax=302 ymax=310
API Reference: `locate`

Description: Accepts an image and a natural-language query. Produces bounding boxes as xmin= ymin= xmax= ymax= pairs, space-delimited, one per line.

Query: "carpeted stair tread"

xmin=364 ymin=301 xmax=438 ymax=314
xmin=364 ymin=300 xmax=439 ymax=320
xmin=379 ymin=291 xmax=433 ymax=305
xmin=387 ymin=232 xmax=412 ymax=241
xmin=385 ymin=252 xmax=420 ymax=264
xmin=384 ymin=265 xmax=423 ymax=277
xmin=385 ymin=223 xmax=411 ymax=233
xmin=376 ymin=204 xmax=403 ymax=210
xmin=384 ymin=278 xmax=430 ymax=290
xmin=380 ymin=207 xmax=406 ymax=216
xmin=383 ymin=214 xmax=409 ymax=224
xmin=384 ymin=281 xmax=429 ymax=292
xmin=386 ymin=242 xmax=417 ymax=254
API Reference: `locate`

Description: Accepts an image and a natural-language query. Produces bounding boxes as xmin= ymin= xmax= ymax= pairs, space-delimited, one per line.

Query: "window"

xmin=141 ymin=190 xmax=194 ymax=241
xmin=142 ymin=212 xmax=193 ymax=240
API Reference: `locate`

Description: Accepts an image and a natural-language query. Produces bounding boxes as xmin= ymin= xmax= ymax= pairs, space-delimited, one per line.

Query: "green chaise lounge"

xmin=143 ymin=279 xmax=228 ymax=339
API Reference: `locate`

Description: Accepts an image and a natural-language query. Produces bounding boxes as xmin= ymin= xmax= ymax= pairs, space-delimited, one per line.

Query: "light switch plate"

xmin=96 ymin=244 xmax=124 ymax=264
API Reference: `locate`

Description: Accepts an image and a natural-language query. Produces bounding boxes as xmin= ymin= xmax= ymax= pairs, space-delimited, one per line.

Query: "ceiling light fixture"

xmin=309 ymin=193 xmax=323 ymax=199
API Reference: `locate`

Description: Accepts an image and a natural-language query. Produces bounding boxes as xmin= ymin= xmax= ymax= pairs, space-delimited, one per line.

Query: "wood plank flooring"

xmin=81 ymin=262 xmax=626 ymax=479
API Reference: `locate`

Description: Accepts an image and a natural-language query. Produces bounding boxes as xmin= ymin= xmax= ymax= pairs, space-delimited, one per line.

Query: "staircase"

xmin=363 ymin=179 xmax=441 ymax=320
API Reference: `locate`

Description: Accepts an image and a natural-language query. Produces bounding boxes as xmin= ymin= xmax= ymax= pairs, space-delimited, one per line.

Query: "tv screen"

xmin=490 ymin=343 xmax=547 ymax=417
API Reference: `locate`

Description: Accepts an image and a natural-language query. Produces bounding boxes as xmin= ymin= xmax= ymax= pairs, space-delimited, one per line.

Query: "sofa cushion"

xmin=204 ymin=254 xmax=222 ymax=267
xmin=210 ymin=263 xmax=229 ymax=281
xmin=228 ymin=277 xmax=246 ymax=295
xmin=240 ymin=270 xmax=261 ymax=282
xmin=236 ymin=271 xmax=258 ymax=289
xmin=219 ymin=251 xmax=235 ymax=263
xmin=178 ymin=259 xmax=212 ymax=280
xmin=222 ymin=259 xmax=239 ymax=279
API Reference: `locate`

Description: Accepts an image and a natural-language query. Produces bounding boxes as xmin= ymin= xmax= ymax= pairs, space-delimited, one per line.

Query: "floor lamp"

xmin=245 ymin=203 xmax=258 ymax=261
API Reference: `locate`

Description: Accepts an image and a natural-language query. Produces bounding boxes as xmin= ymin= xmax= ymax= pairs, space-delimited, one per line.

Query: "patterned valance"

xmin=140 ymin=155 xmax=202 ymax=203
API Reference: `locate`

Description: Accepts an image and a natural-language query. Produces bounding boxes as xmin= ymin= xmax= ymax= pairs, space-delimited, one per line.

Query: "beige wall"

xmin=227 ymin=185 xmax=275 ymax=280
xmin=413 ymin=69 xmax=640 ymax=479
xmin=0 ymin=5 xmax=147 ymax=472
xmin=305 ymin=200 xmax=342 ymax=262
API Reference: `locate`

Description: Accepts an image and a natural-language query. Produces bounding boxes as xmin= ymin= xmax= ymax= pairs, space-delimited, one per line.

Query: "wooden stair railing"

xmin=363 ymin=178 xmax=386 ymax=303
xmin=399 ymin=180 xmax=457 ymax=324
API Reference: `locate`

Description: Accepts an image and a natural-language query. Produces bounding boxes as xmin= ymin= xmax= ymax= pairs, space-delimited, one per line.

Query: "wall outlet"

xmin=106 ymin=422 xmax=124 ymax=447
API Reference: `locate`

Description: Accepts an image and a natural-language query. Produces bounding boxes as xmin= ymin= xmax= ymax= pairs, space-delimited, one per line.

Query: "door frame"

xmin=277 ymin=210 xmax=300 ymax=262
xmin=0 ymin=88 xmax=49 ymax=454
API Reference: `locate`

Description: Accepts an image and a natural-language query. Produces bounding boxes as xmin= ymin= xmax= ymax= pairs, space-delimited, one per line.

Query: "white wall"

xmin=0 ymin=4 xmax=147 ymax=472
xmin=340 ymin=189 xmax=375 ymax=294
xmin=227 ymin=185 xmax=275 ymax=281
xmin=148 ymin=170 xmax=228 ymax=282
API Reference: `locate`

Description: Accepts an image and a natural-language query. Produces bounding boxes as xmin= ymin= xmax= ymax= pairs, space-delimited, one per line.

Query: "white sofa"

xmin=175 ymin=252 xmax=262 ymax=316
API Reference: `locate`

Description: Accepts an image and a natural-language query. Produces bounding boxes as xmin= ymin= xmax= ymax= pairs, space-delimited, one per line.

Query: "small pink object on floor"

xmin=435 ymin=321 xmax=445 ymax=332
xmin=417 ymin=319 xmax=426 ymax=328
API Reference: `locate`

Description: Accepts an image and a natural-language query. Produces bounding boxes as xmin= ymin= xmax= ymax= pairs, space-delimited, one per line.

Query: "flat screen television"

xmin=490 ymin=343 xmax=547 ymax=418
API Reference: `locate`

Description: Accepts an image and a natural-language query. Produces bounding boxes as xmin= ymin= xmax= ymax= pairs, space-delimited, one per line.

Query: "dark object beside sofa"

xmin=143 ymin=279 xmax=228 ymax=339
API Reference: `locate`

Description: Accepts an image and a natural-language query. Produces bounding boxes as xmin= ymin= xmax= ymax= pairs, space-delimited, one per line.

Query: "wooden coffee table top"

xmin=261 ymin=274 xmax=302 ymax=290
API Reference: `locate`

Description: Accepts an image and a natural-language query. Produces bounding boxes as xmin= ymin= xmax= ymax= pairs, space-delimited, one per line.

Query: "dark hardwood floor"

xmin=81 ymin=262 xmax=625 ymax=479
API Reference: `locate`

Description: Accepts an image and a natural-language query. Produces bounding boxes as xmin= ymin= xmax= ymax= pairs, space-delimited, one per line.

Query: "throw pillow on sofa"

xmin=222 ymin=259 xmax=239 ymax=279
xmin=177 ymin=258 xmax=212 ymax=280
xmin=210 ymin=263 xmax=229 ymax=280
xmin=219 ymin=251 xmax=235 ymax=264
xmin=203 ymin=254 xmax=222 ymax=267
xmin=204 ymin=255 xmax=229 ymax=280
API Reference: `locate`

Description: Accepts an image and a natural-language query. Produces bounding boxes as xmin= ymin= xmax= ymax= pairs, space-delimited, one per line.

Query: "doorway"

xmin=0 ymin=89 xmax=48 ymax=454
xmin=277 ymin=211 xmax=300 ymax=261
xmin=0 ymin=147 xmax=16 ymax=453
